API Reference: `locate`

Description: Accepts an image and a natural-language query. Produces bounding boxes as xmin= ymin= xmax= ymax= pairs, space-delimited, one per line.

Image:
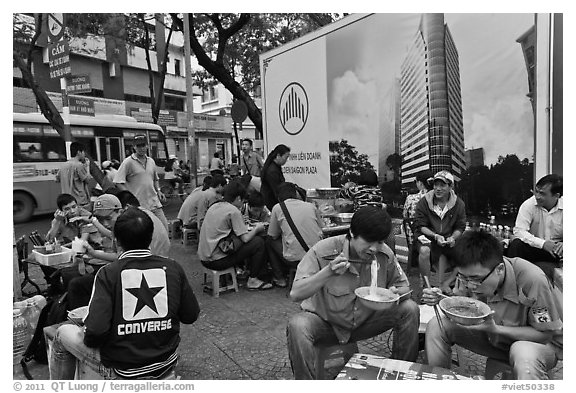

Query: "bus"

xmin=13 ymin=112 xmax=168 ymax=223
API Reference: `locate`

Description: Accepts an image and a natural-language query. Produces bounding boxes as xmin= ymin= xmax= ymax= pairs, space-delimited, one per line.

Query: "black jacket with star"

xmin=83 ymin=250 xmax=200 ymax=370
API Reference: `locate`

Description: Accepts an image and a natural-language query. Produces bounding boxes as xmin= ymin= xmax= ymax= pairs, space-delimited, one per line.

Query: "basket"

xmin=330 ymin=213 xmax=354 ymax=225
xmin=315 ymin=187 xmax=340 ymax=199
xmin=32 ymin=246 xmax=73 ymax=266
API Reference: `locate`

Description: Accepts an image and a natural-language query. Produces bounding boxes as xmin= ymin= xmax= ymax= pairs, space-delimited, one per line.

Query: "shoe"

xmin=272 ymin=278 xmax=288 ymax=288
xmin=246 ymin=277 xmax=273 ymax=290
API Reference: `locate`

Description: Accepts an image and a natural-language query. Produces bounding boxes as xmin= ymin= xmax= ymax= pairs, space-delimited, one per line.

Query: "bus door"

xmin=96 ymin=136 xmax=122 ymax=164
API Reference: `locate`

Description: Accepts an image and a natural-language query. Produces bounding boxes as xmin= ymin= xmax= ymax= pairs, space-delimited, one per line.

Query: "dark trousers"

xmin=506 ymin=238 xmax=561 ymax=280
xmin=266 ymin=236 xmax=299 ymax=280
xmin=67 ymin=274 xmax=96 ymax=310
xmin=202 ymin=235 xmax=266 ymax=279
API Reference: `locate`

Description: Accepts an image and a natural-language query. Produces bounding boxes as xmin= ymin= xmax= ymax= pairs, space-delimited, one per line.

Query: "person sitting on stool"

xmin=507 ymin=174 xmax=563 ymax=281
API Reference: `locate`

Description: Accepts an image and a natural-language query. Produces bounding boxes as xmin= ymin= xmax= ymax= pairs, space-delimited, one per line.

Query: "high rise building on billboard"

xmin=399 ymin=13 xmax=466 ymax=185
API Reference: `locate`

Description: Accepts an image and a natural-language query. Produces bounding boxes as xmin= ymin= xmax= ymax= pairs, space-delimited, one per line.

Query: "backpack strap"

xmin=279 ymin=201 xmax=309 ymax=252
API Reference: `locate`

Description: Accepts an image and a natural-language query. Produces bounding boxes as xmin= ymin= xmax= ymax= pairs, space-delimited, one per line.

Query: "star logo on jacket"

xmin=121 ymin=269 xmax=168 ymax=320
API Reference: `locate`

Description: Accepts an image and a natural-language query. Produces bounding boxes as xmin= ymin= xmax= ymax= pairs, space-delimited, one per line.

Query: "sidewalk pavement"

xmin=14 ymin=233 xmax=562 ymax=380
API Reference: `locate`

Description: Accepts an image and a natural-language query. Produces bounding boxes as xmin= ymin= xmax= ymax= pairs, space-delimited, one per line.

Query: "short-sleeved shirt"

xmin=197 ymin=201 xmax=249 ymax=261
xmin=196 ymin=188 xmax=223 ymax=229
xmin=241 ymin=152 xmax=263 ymax=176
xmin=177 ymin=186 xmax=204 ymax=225
xmin=114 ymin=154 xmax=161 ymax=211
xmin=267 ymin=199 xmax=324 ymax=262
xmin=240 ymin=203 xmax=271 ymax=223
xmin=58 ymin=159 xmax=92 ymax=206
xmin=140 ymin=207 xmax=170 ymax=257
xmin=47 ymin=207 xmax=96 ymax=243
xmin=454 ymin=257 xmax=563 ymax=351
xmin=296 ymin=235 xmax=409 ymax=343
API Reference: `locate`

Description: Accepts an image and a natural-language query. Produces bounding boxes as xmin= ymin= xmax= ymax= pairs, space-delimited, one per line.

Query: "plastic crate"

xmin=32 ymin=246 xmax=73 ymax=266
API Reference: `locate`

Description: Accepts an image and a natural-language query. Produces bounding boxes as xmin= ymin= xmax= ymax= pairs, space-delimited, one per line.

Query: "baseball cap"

xmin=93 ymin=194 xmax=122 ymax=211
xmin=432 ymin=170 xmax=454 ymax=186
xmin=134 ymin=134 xmax=147 ymax=145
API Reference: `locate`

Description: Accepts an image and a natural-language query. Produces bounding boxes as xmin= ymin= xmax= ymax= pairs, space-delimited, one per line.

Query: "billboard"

xmin=261 ymin=13 xmax=537 ymax=191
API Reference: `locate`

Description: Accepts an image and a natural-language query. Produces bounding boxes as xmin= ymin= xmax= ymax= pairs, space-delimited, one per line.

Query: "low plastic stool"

xmin=181 ymin=227 xmax=197 ymax=246
xmin=202 ymin=266 xmax=239 ymax=298
xmin=315 ymin=342 xmax=359 ymax=380
xmin=168 ymin=219 xmax=182 ymax=240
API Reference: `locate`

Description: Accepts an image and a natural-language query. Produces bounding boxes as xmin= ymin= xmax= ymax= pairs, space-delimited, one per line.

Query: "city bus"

xmin=13 ymin=112 xmax=168 ymax=223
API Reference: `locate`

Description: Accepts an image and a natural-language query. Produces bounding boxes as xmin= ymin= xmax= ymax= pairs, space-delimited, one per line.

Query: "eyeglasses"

xmin=456 ymin=263 xmax=501 ymax=287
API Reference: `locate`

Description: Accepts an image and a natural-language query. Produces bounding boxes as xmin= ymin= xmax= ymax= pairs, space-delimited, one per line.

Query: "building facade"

xmin=399 ymin=13 xmax=466 ymax=186
xmin=13 ymin=13 xmax=232 ymax=173
xmin=465 ymin=147 xmax=485 ymax=168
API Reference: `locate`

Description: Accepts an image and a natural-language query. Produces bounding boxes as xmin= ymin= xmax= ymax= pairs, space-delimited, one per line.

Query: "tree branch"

xmin=139 ymin=13 xmax=157 ymax=122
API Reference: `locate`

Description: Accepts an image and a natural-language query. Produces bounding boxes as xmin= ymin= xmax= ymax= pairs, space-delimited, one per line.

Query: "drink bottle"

xmin=13 ymin=309 xmax=30 ymax=365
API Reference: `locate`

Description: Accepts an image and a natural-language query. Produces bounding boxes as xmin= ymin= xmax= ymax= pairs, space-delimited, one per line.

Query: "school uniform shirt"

xmin=114 ymin=154 xmax=162 ymax=211
xmin=140 ymin=208 xmax=170 ymax=257
xmin=267 ymin=199 xmax=324 ymax=262
xmin=295 ymin=235 xmax=409 ymax=343
xmin=197 ymin=201 xmax=248 ymax=262
xmin=454 ymin=257 xmax=563 ymax=352
xmin=195 ymin=188 xmax=224 ymax=229
xmin=513 ymin=196 xmax=563 ymax=249
xmin=84 ymin=250 xmax=199 ymax=378
xmin=46 ymin=207 xmax=96 ymax=243
xmin=177 ymin=186 xmax=204 ymax=226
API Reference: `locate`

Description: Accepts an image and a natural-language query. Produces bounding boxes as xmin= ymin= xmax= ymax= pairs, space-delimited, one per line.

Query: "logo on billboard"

xmin=279 ymin=82 xmax=309 ymax=135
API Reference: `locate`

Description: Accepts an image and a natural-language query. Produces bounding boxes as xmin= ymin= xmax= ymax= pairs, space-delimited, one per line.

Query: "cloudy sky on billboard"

xmin=326 ymin=13 xmax=534 ymax=166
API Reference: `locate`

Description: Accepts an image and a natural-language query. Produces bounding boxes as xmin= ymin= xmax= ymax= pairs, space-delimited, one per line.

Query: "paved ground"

xmin=13 ymin=211 xmax=563 ymax=381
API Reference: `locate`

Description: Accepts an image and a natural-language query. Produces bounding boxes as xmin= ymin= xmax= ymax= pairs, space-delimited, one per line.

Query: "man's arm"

xmin=83 ymin=268 xmax=114 ymax=348
xmin=513 ymin=200 xmax=546 ymax=249
xmin=447 ymin=201 xmax=466 ymax=246
xmin=290 ymin=253 xmax=350 ymax=302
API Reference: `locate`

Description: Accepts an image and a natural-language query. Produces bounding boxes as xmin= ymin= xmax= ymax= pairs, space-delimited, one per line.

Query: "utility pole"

xmin=183 ymin=14 xmax=198 ymax=187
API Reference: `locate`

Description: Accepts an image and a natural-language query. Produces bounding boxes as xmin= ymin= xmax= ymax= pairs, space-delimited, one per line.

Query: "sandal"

xmin=247 ymin=278 xmax=273 ymax=290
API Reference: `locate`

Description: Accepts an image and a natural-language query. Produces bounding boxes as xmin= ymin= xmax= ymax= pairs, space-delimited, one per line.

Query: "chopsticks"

xmin=423 ymin=276 xmax=446 ymax=334
xmin=321 ymin=256 xmax=373 ymax=264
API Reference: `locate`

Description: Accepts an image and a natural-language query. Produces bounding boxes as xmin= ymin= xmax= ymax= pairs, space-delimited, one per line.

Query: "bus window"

xmin=15 ymin=140 xmax=44 ymax=161
xmin=74 ymin=137 xmax=97 ymax=162
xmin=43 ymin=137 xmax=67 ymax=161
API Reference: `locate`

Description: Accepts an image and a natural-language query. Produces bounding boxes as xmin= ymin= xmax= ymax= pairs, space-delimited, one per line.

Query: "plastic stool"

xmin=315 ymin=342 xmax=358 ymax=380
xmin=168 ymin=219 xmax=182 ymax=240
xmin=181 ymin=227 xmax=197 ymax=246
xmin=202 ymin=266 xmax=239 ymax=298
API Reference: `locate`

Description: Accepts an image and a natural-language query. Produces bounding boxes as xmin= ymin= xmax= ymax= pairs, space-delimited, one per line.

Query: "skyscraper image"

xmin=400 ymin=13 xmax=466 ymax=185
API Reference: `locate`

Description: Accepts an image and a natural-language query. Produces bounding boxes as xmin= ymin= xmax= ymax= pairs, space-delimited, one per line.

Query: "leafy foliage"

xmin=457 ymin=154 xmax=533 ymax=217
xmin=329 ymin=139 xmax=374 ymax=187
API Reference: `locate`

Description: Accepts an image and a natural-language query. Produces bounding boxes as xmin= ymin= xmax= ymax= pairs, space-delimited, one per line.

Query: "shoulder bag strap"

xmin=242 ymin=156 xmax=251 ymax=174
xmin=279 ymin=201 xmax=309 ymax=252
